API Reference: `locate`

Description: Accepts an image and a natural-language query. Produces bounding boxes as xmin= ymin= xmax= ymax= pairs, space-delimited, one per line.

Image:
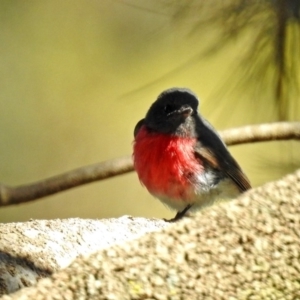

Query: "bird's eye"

xmin=164 ymin=104 xmax=173 ymax=115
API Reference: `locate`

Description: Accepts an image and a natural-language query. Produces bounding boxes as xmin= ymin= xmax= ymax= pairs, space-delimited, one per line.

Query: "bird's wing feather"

xmin=194 ymin=118 xmax=251 ymax=192
xmin=195 ymin=146 xmax=251 ymax=192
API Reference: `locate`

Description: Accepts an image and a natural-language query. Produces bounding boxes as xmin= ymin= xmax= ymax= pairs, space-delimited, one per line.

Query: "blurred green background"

xmin=0 ymin=1 xmax=299 ymax=222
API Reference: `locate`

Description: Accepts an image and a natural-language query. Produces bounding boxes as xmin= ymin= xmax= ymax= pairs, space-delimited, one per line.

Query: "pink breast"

xmin=133 ymin=126 xmax=204 ymax=200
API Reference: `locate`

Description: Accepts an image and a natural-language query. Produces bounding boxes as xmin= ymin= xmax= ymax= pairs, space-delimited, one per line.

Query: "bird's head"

xmin=144 ymin=88 xmax=199 ymax=137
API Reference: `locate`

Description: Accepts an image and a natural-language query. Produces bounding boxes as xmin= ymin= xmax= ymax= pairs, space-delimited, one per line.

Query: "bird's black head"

xmin=144 ymin=88 xmax=199 ymax=137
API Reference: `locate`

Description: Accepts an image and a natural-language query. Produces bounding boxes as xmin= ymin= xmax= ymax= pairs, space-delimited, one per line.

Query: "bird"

xmin=133 ymin=87 xmax=251 ymax=222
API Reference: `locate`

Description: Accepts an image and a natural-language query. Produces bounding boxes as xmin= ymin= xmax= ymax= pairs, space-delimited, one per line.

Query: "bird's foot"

xmin=163 ymin=204 xmax=193 ymax=222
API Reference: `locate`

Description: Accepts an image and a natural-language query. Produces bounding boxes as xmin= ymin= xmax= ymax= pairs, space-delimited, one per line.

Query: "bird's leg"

xmin=164 ymin=204 xmax=193 ymax=222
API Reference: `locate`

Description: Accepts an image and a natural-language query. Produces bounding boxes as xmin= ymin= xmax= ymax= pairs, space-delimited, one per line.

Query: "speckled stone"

xmin=1 ymin=169 xmax=300 ymax=300
xmin=0 ymin=217 xmax=168 ymax=296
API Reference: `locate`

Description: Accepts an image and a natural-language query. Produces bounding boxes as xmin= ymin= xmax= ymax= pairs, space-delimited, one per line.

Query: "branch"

xmin=0 ymin=122 xmax=299 ymax=207
xmin=220 ymin=121 xmax=300 ymax=145
xmin=0 ymin=156 xmax=133 ymax=206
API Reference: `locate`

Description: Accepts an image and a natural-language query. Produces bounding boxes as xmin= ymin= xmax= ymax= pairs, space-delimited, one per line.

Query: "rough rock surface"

xmin=1 ymin=169 xmax=300 ymax=300
xmin=0 ymin=217 xmax=168 ymax=295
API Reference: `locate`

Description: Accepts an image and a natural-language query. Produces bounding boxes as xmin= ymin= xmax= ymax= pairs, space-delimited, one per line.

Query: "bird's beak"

xmin=179 ymin=107 xmax=193 ymax=118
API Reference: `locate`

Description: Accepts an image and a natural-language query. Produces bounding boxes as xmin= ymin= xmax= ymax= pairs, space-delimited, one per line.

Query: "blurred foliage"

xmin=0 ymin=0 xmax=299 ymax=222
xmin=185 ymin=0 xmax=300 ymax=121
xmin=130 ymin=0 xmax=300 ymax=120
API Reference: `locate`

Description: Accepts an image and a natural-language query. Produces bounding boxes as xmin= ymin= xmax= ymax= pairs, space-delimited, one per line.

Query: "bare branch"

xmin=0 ymin=157 xmax=133 ymax=207
xmin=220 ymin=121 xmax=300 ymax=145
xmin=0 ymin=122 xmax=299 ymax=207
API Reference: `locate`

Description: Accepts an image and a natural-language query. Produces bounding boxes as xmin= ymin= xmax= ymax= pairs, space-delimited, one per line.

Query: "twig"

xmin=0 ymin=157 xmax=133 ymax=206
xmin=220 ymin=122 xmax=300 ymax=145
xmin=0 ymin=122 xmax=299 ymax=207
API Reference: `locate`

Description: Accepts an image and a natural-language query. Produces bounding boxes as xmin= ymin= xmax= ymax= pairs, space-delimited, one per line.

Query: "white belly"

xmin=154 ymin=177 xmax=240 ymax=212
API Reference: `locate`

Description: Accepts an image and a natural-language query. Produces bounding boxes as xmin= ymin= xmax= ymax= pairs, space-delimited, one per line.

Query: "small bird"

xmin=133 ymin=88 xmax=251 ymax=222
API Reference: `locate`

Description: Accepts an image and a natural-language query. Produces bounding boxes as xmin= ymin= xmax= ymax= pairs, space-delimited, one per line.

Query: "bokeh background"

xmin=0 ymin=0 xmax=299 ymax=222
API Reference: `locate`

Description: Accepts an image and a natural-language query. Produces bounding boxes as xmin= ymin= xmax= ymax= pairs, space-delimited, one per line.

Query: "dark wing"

xmin=134 ymin=119 xmax=145 ymax=137
xmin=194 ymin=117 xmax=251 ymax=192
